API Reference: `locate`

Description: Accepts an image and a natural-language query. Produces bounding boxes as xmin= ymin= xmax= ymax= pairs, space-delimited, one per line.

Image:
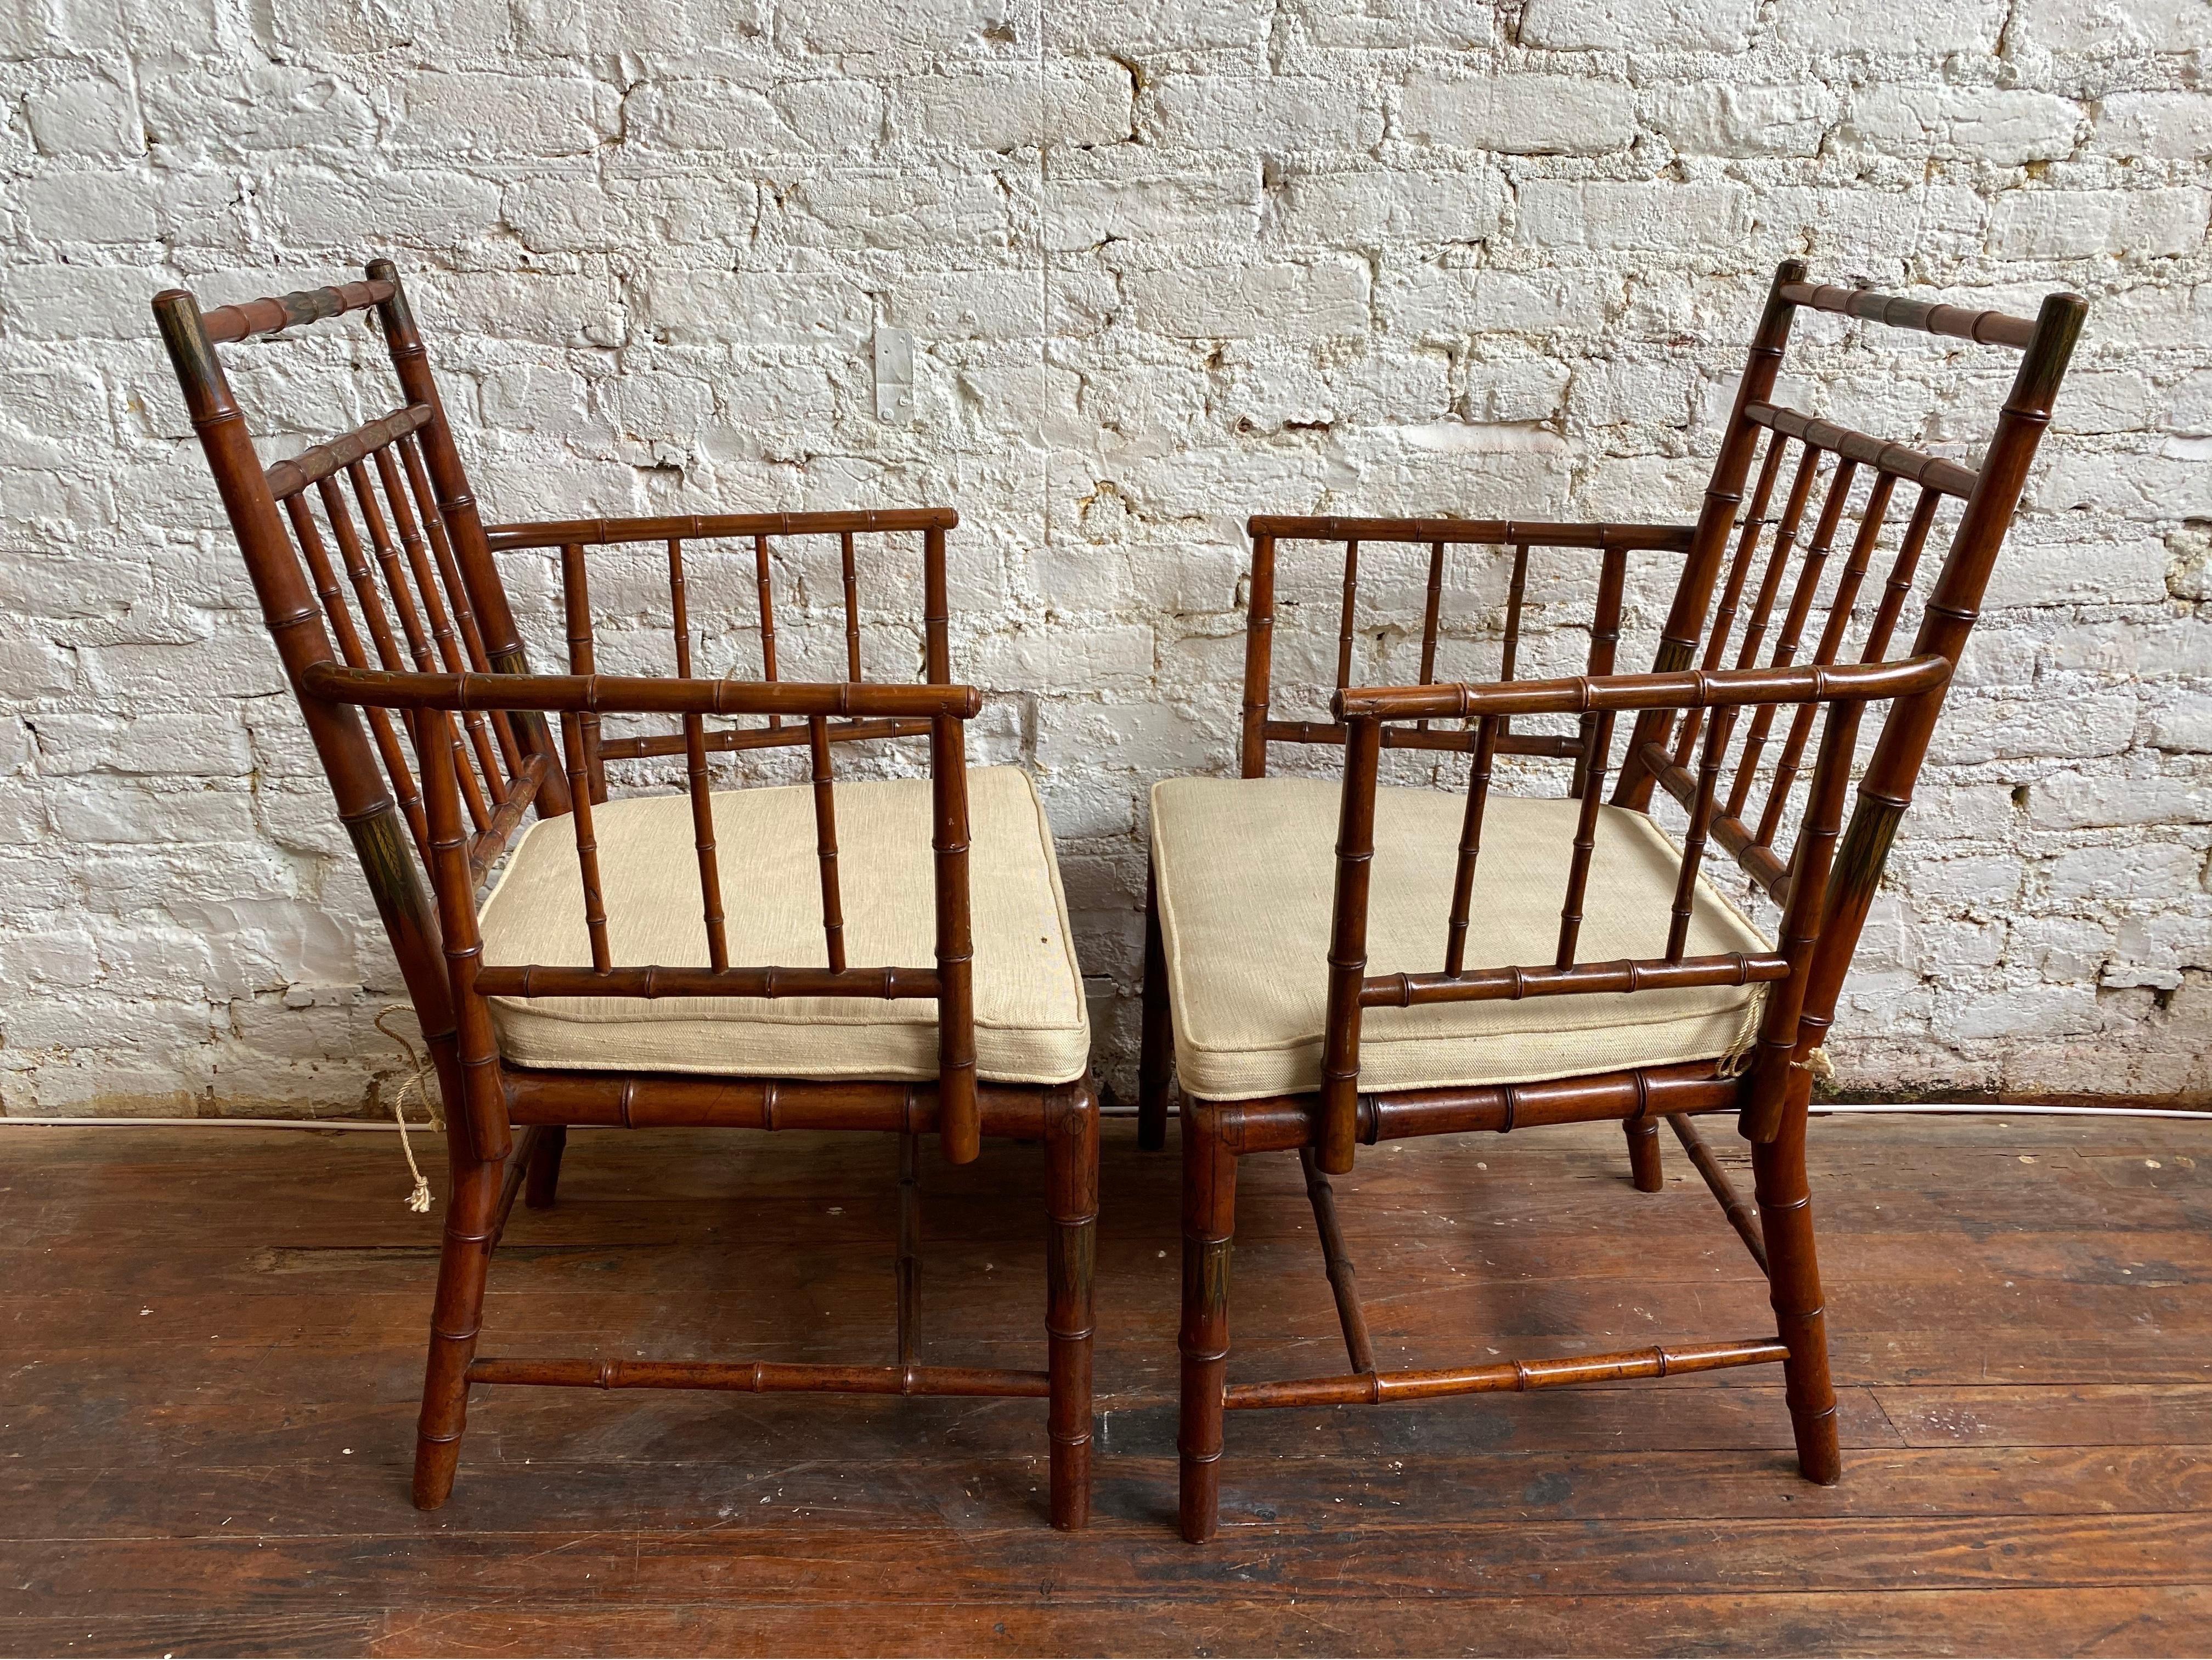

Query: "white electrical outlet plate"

xmin=874 ymin=325 xmax=915 ymax=424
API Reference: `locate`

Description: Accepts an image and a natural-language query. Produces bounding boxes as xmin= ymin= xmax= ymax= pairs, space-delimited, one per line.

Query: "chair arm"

xmin=1333 ymin=654 xmax=1951 ymax=725
xmin=300 ymin=662 xmax=983 ymax=721
xmin=482 ymin=507 xmax=958 ymax=552
xmin=1246 ymin=513 xmax=1696 ymax=552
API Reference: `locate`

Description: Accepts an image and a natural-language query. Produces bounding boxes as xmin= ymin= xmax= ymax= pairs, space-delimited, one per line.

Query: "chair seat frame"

xmin=1142 ymin=262 xmax=2085 ymax=1542
xmin=155 ymin=264 xmax=1096 ymax=1529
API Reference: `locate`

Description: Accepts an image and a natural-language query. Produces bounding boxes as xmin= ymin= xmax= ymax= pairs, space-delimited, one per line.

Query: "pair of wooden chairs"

xmin=156 ymin=258 xmax=2082 ymax=1540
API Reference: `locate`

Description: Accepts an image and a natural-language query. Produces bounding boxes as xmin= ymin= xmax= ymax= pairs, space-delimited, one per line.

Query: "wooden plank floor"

xmin=2 ymin=1111 xmax=2207 ymax=1657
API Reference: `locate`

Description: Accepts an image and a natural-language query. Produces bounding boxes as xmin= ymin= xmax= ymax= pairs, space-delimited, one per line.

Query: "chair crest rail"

xmin=199 ymin=278 xmax=396 ymax=343
xmin=1776 ymin=280 xmax=2037 ymax=348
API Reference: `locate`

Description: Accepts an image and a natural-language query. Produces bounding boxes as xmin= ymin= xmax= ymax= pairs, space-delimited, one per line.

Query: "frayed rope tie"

xmin=1713 ymin=986 xmax=1838 ymax=1089
xmin=375 ymin=1008 xmax=444 ymax=1214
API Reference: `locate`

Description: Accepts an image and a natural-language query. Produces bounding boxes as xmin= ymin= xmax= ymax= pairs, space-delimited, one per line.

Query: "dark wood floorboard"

xmin=1 ymin=1112 xmax=2206 ymax=1656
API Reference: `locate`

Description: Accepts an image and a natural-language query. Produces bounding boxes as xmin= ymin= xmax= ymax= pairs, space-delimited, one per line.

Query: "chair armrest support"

xmin=301 ymin=662 xmax=984 ymax=721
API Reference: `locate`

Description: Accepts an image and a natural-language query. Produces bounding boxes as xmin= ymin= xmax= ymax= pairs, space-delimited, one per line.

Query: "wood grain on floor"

xmin=1 ymin=1111 xmax=2205 ymax=1657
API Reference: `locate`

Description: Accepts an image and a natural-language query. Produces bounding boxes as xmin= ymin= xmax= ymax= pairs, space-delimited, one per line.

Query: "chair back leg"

xmin=413 ymin=1136 xmax=503 ymax=1509
xmin=1753 ymin=1090 xmax=1842 ymax=1484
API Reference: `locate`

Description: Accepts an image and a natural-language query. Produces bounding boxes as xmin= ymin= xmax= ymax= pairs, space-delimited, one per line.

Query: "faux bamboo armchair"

xmin=153 ymin=264 xmax=1097 ymax=1527
xmin=1143 ymin=261 xmax=2085 ymax=1542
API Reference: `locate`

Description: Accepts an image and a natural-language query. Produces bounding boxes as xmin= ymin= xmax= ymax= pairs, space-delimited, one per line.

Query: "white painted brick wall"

xmin=2 ymin=0 xmax=2209 ymax=1118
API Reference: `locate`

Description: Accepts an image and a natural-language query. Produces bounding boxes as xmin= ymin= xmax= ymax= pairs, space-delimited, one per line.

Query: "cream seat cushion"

xmin=478 ymin=766 xmax=1089 ymax=1085
xmin=1150 ymin=776 xmax=1772 ymax=1102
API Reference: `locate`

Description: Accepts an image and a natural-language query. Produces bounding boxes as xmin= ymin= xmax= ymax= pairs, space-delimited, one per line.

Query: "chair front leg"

xmin=1139 ymin=868 xmax=1173 ymax=1151
xmin=1752 ymin=1097 xmax=1842 ymax=1484
xmin=412 ymin=1129 xmax=501 ymax=1510
xmin=1177 ymin=1098 xmax=1239 ymax=1543
xmin=1045 ymin=1080 xmax=1099 ymax=1531
xmin=1624 ymin=1116 xmax=1663 ymax=1192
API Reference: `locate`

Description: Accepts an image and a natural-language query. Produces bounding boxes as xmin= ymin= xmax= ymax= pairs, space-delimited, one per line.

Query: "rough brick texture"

xmin=1 ymin=0 xmax=2207 ymax=1118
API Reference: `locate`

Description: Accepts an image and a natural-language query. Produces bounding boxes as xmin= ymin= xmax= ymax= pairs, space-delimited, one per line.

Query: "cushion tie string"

xmin=1713 ymin=990 xmax=1841 ymax=1091
xmin=1714 ymin=983 xmax=1767 ymax=1080
xmin=375 ymin=1008 xmax=443 ymax=1214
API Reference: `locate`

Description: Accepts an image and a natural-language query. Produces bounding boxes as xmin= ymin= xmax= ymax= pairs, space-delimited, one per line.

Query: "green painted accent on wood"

xmin=1186 ymin=1238 xmax=1232 ymax=1323
xmin=1830 ymin=795 xmax=1906 ymax=912
xmin=151 ymin=290 xmax=227 ymax=406
xmin=342 ymin=799 xmax=449 ymax=1032
xmin=346 ymin=799 xmax=424 ymax=908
